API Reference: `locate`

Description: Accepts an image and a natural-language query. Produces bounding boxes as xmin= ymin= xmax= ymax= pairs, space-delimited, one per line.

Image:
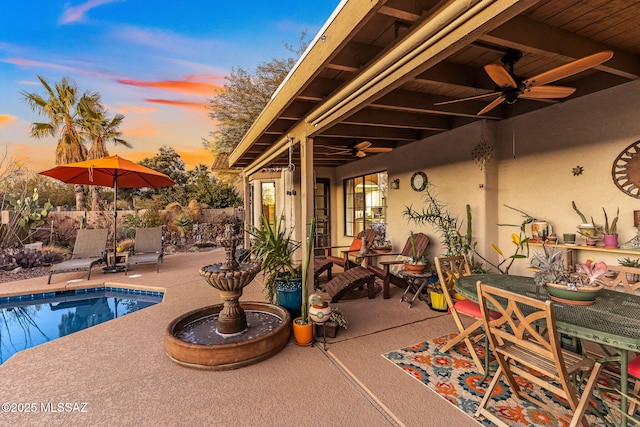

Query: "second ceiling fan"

xmin=319 ymin=141 xmax=393 ymax=158
xmin=435 ymin=50 xmax=614 ymax=115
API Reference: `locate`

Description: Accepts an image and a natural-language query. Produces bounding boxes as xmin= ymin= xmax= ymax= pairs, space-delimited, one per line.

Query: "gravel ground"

xmin=0 ymin=266 xmax=50 ymax=284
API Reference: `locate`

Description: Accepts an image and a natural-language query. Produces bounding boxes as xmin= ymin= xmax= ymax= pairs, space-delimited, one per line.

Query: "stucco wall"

xmin=323 ymin=79 xmax=640 ymax=275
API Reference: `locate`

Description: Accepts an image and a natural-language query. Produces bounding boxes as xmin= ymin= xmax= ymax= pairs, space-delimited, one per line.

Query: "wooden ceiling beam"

xmin=342 ymin=109 xmax=450 ymax=131
xmin=378 ymin=5 xmax=421 ymax=23
xmin=320 ymin=123 xmax=420 ymax=141
xmin=480 ymin=16 xmax=640 ymax=79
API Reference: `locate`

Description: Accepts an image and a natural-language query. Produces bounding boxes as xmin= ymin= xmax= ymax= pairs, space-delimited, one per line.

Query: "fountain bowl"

xmin=164 ymin=302 xmax=291 ymax=370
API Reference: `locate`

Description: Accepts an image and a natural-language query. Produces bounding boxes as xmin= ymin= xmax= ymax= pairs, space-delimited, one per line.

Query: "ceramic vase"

xmin=603 ymin=234 xmax=618 ymax=248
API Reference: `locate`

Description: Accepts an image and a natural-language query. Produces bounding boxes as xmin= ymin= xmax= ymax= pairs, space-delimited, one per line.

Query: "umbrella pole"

xmin=104 ymin=169 xmax=125 ymax=273
xmin=113 ymin=170 xmax=118 ymax=259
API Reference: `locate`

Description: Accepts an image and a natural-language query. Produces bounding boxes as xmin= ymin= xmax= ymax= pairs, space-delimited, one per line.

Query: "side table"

xmin=396 ymin=270 xmax=438 ymax=308
xmin=107 ymin=251 xmax=129 ymax=267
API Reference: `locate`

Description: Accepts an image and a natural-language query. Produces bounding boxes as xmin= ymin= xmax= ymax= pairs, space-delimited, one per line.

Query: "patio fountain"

xmin=164 ymin=225 xmax=291 ymax=370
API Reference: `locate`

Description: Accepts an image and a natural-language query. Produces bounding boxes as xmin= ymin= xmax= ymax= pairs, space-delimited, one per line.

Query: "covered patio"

xmin=229 ymin=0 xmax=640 ymax=279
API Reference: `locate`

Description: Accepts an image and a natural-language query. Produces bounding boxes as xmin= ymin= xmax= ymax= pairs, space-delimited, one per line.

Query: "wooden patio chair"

xmin=125 ymin=227 xmax=163 ymax=275
xmin=318 ymin=228 xmax=377 ymax=271
xmin=48 ymin=228 xmax=108 ymax=284
xmin=434 ymin=255 xmax=490 ymax=373
xmin=366 ymin=232 xmax=429 ymax=299
xmin=475 ymin=281 xmax=602 ymax=427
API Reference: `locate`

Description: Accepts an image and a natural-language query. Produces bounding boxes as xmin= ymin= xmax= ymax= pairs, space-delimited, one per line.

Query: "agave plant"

xmin=530 ymin=243 xmax=571 ymax=287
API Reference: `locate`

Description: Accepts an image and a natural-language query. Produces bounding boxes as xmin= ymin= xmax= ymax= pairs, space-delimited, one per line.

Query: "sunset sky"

xmin=0 ymin=0 xmax=340 ymax=173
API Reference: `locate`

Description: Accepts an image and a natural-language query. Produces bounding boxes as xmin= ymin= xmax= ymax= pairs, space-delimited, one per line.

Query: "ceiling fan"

xmin=434 ymin=50 xmax=614 ymax=115
xmin=318 ymin=141 xmax=393 ymax=158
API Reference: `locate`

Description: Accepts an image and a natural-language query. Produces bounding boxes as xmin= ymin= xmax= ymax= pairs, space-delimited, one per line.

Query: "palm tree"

xmin=79 ymin=99 xmax=132 ymax=210
xmin=21 ymin=75 xmax=99 ymax=210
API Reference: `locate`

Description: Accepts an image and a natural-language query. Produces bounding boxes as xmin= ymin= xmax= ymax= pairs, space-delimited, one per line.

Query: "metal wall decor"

xmin=612 ymin=140 xmax=640 ymax=198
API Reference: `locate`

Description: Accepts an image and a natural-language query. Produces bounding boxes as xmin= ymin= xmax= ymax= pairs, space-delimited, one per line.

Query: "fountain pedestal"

xmin=163 ymin=226 xmax=291 ymax=370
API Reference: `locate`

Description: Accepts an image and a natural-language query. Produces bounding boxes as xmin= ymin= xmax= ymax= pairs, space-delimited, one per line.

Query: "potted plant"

xmin=290 ymin=217 xmax=317 ymax=346
xmin=246 ymin=215 xmax=302 ymax=316
xmin=618 ymin=257 xmax=640 ymax=283
xmin=308 ymin=292 xmax=332 ymax=323
xmin=403 ymin=231 xmax=428 ymax=273
xmin=315 ymin=307 xmax=348 ymax=338
xmin=602 ymin=207 xmax=619 ymax=248
xmin=572 ymin=201 xmax=604 ymax=245
xmin=531 ymin=243 xmax=605 ymax=305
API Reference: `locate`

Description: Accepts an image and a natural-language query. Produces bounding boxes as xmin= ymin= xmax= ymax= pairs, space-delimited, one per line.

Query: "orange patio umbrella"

xmin=39 ymin=155 xmax=176 ymax=272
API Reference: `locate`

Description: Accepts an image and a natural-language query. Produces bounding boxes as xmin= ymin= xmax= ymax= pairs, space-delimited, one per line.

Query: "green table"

xmin=457 ymin=274 xmax=640 ymax=426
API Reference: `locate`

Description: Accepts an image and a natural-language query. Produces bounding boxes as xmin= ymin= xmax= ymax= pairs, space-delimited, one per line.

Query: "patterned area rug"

xmin=383 ymin=334 xmax=622 ymax=427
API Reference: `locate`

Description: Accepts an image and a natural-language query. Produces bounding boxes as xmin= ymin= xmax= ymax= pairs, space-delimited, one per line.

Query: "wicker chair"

xmin=125 ymin=227 xmax=163 ymax=275
xmin=48 ymin=228 xmax=108 ymax=284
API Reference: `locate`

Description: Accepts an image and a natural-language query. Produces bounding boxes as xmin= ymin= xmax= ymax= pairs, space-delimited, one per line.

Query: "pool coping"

xmin=0 ymin=280 xmax=166 ymax=300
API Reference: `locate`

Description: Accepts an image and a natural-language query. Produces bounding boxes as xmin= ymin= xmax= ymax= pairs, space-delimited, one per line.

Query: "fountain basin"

xmin=164 ymin=302 xmax=291 ymax=370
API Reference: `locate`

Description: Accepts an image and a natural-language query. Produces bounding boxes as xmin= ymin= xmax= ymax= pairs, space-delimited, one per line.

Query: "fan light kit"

xmin=318 ymin=141 xmax=393 ymax=158
xmin=434 ymin=50 xmax=613 ymax=115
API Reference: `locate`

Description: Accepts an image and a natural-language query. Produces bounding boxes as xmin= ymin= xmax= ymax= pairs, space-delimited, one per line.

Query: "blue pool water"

xmin=0 ymin=287 xmax=163 ymax=364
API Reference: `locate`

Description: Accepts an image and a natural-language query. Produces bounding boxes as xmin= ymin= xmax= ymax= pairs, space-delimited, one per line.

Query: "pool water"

xmin=0 ymin=287 xmax=163 ymax=364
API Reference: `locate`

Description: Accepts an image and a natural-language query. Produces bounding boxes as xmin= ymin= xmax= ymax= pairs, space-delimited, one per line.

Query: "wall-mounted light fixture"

xmin=391 ymin=178 xmax=400 ymax=190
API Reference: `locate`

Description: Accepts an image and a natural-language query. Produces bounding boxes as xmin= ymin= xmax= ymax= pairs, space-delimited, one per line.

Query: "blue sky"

xmin=0 ymin=0 xmax=340 ymax=172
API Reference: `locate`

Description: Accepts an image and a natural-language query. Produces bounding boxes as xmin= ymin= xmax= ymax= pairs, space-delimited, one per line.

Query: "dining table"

xmin=457 ymin=274 xmax=640 ymax=427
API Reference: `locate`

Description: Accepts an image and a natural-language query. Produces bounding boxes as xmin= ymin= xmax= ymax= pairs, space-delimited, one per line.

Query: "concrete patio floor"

xmin=0 ymin=249 xmax=477 ymax=426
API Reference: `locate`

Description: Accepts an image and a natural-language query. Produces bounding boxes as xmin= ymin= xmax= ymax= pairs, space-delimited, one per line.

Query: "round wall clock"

xmin=410 ymin=171 xmax=427 ymax=192
xmin=612 ymin=140 xmax=640 ymax=199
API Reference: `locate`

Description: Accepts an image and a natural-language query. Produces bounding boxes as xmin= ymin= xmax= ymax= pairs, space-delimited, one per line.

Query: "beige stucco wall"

xmin=321 ymin=79 xmax=640 ymax=276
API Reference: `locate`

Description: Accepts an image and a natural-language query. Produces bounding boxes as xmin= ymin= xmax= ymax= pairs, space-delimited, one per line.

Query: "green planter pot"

xmin=275 ymin=277 xmax=302 ymax=317
xmin=544 ymin=282 xmax=603 ymax=306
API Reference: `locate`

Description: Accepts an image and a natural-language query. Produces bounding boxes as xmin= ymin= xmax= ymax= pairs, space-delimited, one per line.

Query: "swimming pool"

xmin=0 ymin=286 xmax=163 ymax=364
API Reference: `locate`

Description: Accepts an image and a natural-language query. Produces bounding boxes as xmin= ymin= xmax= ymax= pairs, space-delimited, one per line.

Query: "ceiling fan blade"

xmin=478 ymin=97 xmax=505 ymax=115
xmin=353 ymin=141 xmax=372 ymax=150
xmin=521 ymin=85 xmax=576 ymax=99
xmin=484 ymin=63 xmax=517 ymax=88
xmin=355 ymin=150 xmax=367 ymax=158
xmin=523 ymin=50 xmax=613 ymax=88
xmin=363 ymin=147 xmax=393 ymax=153
xmin=434 ymin=91 xmax=500 ymax=106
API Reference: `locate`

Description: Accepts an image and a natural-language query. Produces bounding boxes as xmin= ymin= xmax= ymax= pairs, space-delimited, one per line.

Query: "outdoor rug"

xmin=383 ymin=334 xmax=624 ymax=427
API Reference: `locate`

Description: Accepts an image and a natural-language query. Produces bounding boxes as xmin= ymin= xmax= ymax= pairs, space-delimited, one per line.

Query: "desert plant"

xmin=246 ymin=215 xmax=301 ymax=304
xmin=619 ymin=257 xmax=640 ymax=268
xmin=329 ymin=307 xmax=348 ymax=329
xmin=603 ymin=207 xmax=619 ymax=235
xmin=531 ymin=243 xmax=571 ymax=287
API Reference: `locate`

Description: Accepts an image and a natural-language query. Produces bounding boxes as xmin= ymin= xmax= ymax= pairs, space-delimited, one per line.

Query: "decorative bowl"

xmin=544 ymin=282 xmax=604 ymax=305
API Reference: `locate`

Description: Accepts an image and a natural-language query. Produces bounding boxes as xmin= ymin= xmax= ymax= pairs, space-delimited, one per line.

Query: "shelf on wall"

xmin=530 ymin=242 xmax=640 ymax=256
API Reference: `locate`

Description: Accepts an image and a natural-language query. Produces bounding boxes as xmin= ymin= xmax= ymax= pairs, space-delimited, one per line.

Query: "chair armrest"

xmin=380 ymin=259 xmax=404 ymax=266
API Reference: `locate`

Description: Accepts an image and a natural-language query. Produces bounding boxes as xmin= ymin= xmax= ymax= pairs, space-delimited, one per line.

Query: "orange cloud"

xmin=116 ymin=104 xmax=159 ymax=114
xmin=117 ymin=76 xmax=222 ymax=95
xmin=0 ymin=115 xmax=16 ymax=127
xmin=145 ymin=99 xmax=208 ymax=110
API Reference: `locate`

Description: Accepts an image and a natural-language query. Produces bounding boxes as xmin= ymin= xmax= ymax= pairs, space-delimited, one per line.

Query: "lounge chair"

xmin=366 ymin=232 xmax=429 ymax=299
xmin=48 ymin=228 xmax=108 ymax=284
xmin=125 ymin=227 xmax=163 ymax=275
xmin=318 ymin=229 xmax=377 ymax=271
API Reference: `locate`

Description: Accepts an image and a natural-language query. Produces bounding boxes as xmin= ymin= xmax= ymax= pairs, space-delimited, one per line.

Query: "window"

xmin=344 ymin=172 xmax=388 ymax=237
xmin=261 ymin=182 xmax=276 ymax=226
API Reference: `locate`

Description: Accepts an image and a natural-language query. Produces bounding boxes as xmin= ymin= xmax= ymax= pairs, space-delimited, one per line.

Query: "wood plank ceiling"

xmin=230 ymin=0 xmax=640 ymax=169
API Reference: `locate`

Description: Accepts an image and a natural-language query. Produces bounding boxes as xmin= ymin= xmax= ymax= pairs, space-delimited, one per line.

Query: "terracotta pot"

xmin=292 ymin=318 xmax=314 ymax=346
xmin=403 ymin=263 xmax=426 ymax=273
